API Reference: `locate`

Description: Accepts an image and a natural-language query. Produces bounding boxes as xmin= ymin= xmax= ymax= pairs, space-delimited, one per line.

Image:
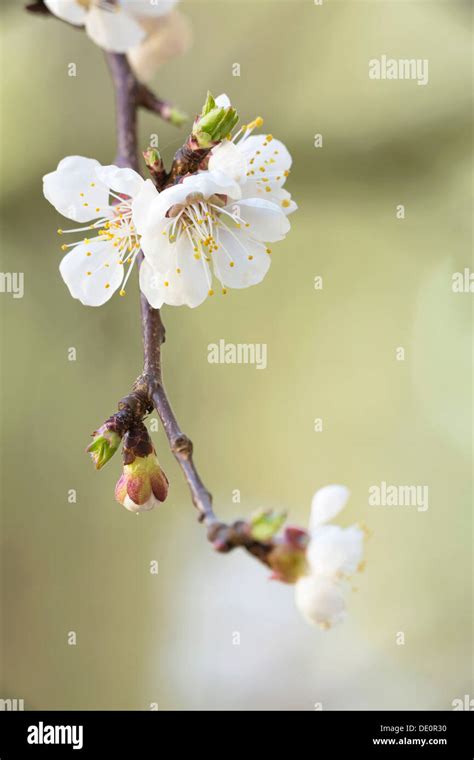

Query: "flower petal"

xmin=236 ymin=198 xmax=290 ymax=242
xmin=295 ymin=576 xmax=347 ymax=628
xmin=215 ymin=93 xmax=231 ymax=108
xmin=139 ymin=259 xmax=165 ymax=308
xmin=131 ymin=179 xmax=160 ymax=233
xmin=209 ymin=140 xmax=248 ymax=184
xmin=95 ymin=165 xmax=144 ymax=198
xmin=85 ymin=6 xmax=145 ymax=53
xmin=268 ymin=187 xmax=298 ymax=216
xmin=140 ymin=223 xmax=176 ymax=274
xmin=307 ymin=524 xmax=364 ymax=578
xmin=59 ymin=239 xmax=124 ymax=306
xmin=128 ymin=10 xmax=192 ymax=82
xmin=43 ymin=156 xmax=111 ymax=223
xmin=120 ymin=0 xmax=178 ymax=17
xmin=212 ymin=229 xmax=271 ymax=289
xmin=140 ymin=237 xmax=211 ymax=309
xmin=310 ymin=485 xmax=351 ymax=531
xmin=239 ymin=134 xmax=292 ymax=179
xmin=43 ymin=0 xmax=86 ymax=25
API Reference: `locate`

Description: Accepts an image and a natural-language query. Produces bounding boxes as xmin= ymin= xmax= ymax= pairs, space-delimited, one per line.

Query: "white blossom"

xmin=133 ymin=169 xmax=290 ymax=308
xmin=44 ymin=0 xmax=179 ymax=53
xmin=295 ymin=485 xmax=366 ymax=629
xmin=43 ymin=156 xmax=145 ymax=306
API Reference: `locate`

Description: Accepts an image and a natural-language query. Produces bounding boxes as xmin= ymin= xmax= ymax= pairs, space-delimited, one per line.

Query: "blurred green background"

xmin=0 ymin=0 xmax=472 ymax=710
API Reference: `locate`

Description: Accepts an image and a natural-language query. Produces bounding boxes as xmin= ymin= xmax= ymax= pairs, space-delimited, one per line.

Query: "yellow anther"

xmin=61 ymin=244 xmax=68 ymax=251
xmin=119 ymin=289 xmax=126 ymax=297
xmin=90 ymin=182 xmax=95 ymax=187
xmin=266 ymin=248 xmax=272 ymax=254
xmin=282 ymin=200 xmax=290 ymax=208
xmin=80 ymin=193 xmax=84 ymax=197
xmin=57 ymin=229 xmax=63 ymax=235
xmin=176 ymin=268 xmax=181 ymax=274
xmin=105 ymin=283 xmax=110 ymax=289
xmin=208 ymin=289 xmax=214 ymax=296
xmin=248 ymin=255 xmax=254 ymax=260
xmin=222 ymin=288 xmax=227 ymax=295
xmin=86 ymin=271 xmax=92 ymax=276
xmin=229 ymin=261 xmax=235 ymax=267
xmin=86 ymin=252 xmax=91 ymax=257
xmin=266 ymin=134 xmax=273 ymax=142
xmin=164 ymin=281 xmax=169 ymax=287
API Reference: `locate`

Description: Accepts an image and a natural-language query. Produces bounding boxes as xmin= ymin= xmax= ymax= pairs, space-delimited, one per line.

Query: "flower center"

xmin=163 ymin=192 xmax=249 ymax=263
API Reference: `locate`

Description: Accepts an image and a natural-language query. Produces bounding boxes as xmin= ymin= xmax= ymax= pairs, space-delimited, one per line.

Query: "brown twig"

xmin=105 ymin=53 xmax=275 ymax=568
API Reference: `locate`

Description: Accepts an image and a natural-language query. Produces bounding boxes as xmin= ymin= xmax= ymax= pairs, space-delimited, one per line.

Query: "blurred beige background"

xmin=0 ymin=0 xmax=472 ymax=710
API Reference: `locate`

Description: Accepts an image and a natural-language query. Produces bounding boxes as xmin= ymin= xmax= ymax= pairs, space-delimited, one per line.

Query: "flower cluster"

xmin=43 ymin=94 xmax=296 ymax=308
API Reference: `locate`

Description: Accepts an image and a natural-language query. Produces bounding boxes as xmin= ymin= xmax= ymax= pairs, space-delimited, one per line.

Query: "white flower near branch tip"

xmin=44 ymin=0 xmax=179 ymax=53
xmin=295 ymin=485 xmax=366 ymax=629
xmin=133 ymin=169 xmax=291 ymax=308
xmin=208 ymin=94 xmax=297 ymax=216
xmin=43 ymin=156 xmax=145 ymax=306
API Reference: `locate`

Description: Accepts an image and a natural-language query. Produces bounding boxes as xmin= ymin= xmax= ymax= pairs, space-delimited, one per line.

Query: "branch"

xmin=105 ymin=53 xmax=275 ymax=569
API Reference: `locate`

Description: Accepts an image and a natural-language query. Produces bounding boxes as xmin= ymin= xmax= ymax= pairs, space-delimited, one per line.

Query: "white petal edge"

xmin=309 ymin=485 xmax=351 ymax=532
xmin=215 ymin=93 xmax=231 ymax=108
xmin=295 ymin=575 xmax=347 ymax=629
xmin=43 ymin=0 xmax=86 ymax=25
xmin=120 ymin=0 xmax=179 ymax=17
xmin=95 ymin=165 xmax=145 ymax=198
xmin=208 ymin=141 xmax=248 ymax=184
xmin=43 ymin=156 xmax=111 ymax=223
xmin=236 ymin=198 xmax=290 ymax=243
xmin=85 ymin=5 xmax=145 ymax=53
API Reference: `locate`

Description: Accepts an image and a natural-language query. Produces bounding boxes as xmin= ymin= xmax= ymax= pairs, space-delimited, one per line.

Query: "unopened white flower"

xmin=208 ymin=94 xmax=297 ymax=216
xmin=295 ymin=485 xmax=366 ymax=629
xmin=44 ymin=0 xmax=179 ymax=53
xmin=133 ymin=169 xmax=290 ymax=308
xmin=43 ymin=156 xmax=145 ymax=306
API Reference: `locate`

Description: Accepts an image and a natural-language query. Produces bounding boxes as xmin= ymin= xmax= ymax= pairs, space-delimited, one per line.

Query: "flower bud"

xmin=114 ymin=424 xmax=169 ymax=513
xmin=192 ymin=91 xmax=239 ymax=149
xmin=87 ymin=422 xmax=122 ymax=470
xmin=115 ymin=452 xmax=169 ymax=513
xmin=267 ymin=526 xmax=310 ymax=584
